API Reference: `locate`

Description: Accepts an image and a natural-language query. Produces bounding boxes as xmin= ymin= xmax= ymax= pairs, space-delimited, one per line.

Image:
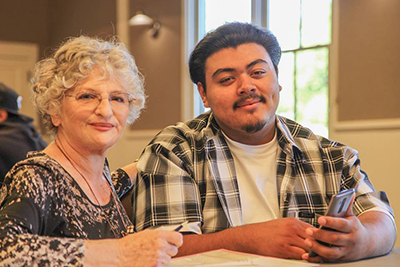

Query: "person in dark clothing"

xmin=0 ymin=82 xmax=47 ymax=182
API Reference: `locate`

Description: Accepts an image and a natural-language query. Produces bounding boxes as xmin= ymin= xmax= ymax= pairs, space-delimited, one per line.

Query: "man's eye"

xmin=220 ymin=77 xmax=233 ymax=84
xmin=252 ymin=70 xmax=266 ymax=76
xmin=77 ymin=93 xmax=97 ymax=100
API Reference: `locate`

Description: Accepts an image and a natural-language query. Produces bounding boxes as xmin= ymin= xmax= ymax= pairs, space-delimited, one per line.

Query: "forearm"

xmin=359 ymin=211 xmax=397 ymax=258
xmin=176 ymin=220 xmax=309 ymax=258
xmin=177 ymin=227 xmax=247 ymax=257
xmin=83 ymin=239 xmax=120 ymax=266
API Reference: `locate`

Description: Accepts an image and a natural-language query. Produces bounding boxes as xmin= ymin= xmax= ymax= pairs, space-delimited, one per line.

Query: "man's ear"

xmin=0 ymin=109 xmax=8 ymax=123
xmin=197 ymin=82 xmax=210 ymax=108
xmin=275 ymin=67 xmax=282 ymax=92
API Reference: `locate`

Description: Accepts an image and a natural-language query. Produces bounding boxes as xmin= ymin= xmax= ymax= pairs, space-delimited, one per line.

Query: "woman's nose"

xmin=94 ymin=97 xmax=113 ymax=118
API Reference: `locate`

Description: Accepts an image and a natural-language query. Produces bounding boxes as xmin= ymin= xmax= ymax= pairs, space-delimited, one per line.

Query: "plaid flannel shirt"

xmin=133 ymin=111 xmax=394 ymax=233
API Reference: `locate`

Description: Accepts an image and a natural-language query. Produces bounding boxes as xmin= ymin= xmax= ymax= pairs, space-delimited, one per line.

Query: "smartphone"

xmin=308 ymin=188 xmax=355 ymax=257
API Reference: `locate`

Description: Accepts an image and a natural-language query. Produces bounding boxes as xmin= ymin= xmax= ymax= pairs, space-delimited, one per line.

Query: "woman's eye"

xmin=111 ymin=96 xmax=126 ymax=103
xmin=78 ymin=93 xmax=97 ymax=100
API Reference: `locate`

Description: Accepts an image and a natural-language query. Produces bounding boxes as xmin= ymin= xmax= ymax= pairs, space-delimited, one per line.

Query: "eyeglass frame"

xmin=64 ymin=90 xmax=134 ymax=109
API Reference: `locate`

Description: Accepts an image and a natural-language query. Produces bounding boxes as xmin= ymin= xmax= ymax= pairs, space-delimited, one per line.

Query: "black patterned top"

xmin=0 ymin=151 xmax=133 ymax=266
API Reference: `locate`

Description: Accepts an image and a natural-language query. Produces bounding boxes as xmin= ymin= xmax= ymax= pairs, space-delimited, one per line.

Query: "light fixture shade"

xmin=129 ymin=11 xmax=153 ymax=26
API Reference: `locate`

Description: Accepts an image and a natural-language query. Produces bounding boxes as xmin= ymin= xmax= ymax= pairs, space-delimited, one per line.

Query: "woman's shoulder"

xmin=16 ymin=151 xmax=61 ymax=170
xmin=4 ymin=151 xmax=65 ymax=190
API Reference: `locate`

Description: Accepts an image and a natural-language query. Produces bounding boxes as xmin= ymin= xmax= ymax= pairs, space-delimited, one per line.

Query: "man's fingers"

xmin=318 ymin=216 xmax=353 ymax=233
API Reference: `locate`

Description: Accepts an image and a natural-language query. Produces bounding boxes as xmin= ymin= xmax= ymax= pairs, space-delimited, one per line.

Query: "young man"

xmin=133 ymin=22 xmax=396 ymax=262
xmin=0 ymin=83 xmax=47 ymax=182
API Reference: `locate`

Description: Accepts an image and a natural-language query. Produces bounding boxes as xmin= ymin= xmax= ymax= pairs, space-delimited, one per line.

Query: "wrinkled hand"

xmin=238 ymin=218 xmax=313 ymax=259
xmin=302 ymin=195 xmax=369 ymax=262
xmin=119 ymin=229 xmax=183 ymax=267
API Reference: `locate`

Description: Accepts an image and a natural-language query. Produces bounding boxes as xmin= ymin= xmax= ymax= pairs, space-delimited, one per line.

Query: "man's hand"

xmin=178 ymin=218 xmax=314 ymax=260
xmin=302 ymin=198 xmax=396 ymax=262
xmin=302 ymin=214 xmax=369 ymax=262
xmin=239 ymin=218 xmax=314 ymax=259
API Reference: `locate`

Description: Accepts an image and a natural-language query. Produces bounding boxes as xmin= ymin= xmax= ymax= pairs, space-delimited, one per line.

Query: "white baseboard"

xmin=333 ymin=118 xmax=400 ymax=131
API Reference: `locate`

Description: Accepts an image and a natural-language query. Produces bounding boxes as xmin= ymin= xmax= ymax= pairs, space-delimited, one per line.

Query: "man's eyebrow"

xmin=246 ymin=59 xmax=268 ymax=69
xmin=211 ymin=59 xmax=269 ymax=78
xmin=211 ymin=67 xmax=236 ymax=78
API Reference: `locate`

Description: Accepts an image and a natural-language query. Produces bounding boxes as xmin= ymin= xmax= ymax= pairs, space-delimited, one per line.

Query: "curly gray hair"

xmin=32 ymin=35 xmax=145 ymax=137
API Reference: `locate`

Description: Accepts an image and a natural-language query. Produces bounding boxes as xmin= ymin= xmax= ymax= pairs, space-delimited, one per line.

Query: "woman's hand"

xmin=84 ymin=229 xmax=183 ymax=266
xmin=119 ymin=229 xmax=183 ymax=266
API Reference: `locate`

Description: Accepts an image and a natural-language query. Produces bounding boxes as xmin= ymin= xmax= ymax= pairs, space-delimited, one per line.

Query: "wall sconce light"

xmin=129 ymin=11 xmax=161 ymax=38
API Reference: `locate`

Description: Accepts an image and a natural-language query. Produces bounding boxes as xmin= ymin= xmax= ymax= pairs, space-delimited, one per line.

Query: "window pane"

xmin=295 ymin=48 xmax=329 ymax=137
xmin=268 ymin=0 xmax=301 ymax=50
xmin=277 ymin=52 xmax=295 ymax=119
xmin=301 ymin=0 xmax=332 ymax=47
xmin=204 ymin=0 xmax=251 ymax=33
xmin=196 ymin=0 xmax=251 ymax=116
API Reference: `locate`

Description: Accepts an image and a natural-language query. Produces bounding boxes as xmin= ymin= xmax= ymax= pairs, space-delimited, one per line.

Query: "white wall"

xmin=330 ymin=128 xmax=400 ymax=246
xmin=106 ymin=130 xmax=159 ymax=171
xmin=330 ymin=0 xmax=400 ymax=246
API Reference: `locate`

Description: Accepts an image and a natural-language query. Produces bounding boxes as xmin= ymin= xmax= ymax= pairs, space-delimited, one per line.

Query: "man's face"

xmin=198 ymin=43 xmax=281 ymax=145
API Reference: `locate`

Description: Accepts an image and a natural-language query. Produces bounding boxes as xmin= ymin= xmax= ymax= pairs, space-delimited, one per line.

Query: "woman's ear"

xmin=50 ymin=114 xmax=61 ymax=127
xmin=48 ymin=102 xmax=62 ymax=127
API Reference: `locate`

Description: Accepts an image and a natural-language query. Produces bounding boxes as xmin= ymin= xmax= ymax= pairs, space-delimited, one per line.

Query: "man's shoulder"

xmin=151 ymin=112 xmax=212 ymax=144
xmin=277 ymin=116 xmax=349 ymax=150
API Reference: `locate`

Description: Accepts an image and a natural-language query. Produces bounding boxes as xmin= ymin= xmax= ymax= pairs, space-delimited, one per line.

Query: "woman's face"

xmin=51 ymin=69 xmax=130 ymax=154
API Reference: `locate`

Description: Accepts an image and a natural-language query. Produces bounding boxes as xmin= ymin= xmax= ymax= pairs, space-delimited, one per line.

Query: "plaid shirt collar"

xmin=203 ymin=111 xmax=304 ymax=160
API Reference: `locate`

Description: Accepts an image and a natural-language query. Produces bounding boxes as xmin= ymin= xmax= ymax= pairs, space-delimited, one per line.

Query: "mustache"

xmin=233 ymin=95 xmax=266 ymax=110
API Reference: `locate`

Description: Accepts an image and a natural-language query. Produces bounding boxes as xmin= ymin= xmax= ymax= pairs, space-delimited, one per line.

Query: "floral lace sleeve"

xmin=0 ymin=163 xmax=85 ymax=266
xmin=111 ymin=168 xmax=133 ymax=198
xmin=0 ymin=232 xmax=84 ymax=266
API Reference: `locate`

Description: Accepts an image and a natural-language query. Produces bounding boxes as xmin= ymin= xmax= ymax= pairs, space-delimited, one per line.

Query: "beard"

xmin=241 ymin=119 xmax=267 ymax=134
xmin=234 ymin=94 xmax=269 ymax=134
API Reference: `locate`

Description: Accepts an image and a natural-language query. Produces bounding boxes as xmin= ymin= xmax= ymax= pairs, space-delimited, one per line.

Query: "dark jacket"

xmin=0 ymin=116 xmax=47 ymax=182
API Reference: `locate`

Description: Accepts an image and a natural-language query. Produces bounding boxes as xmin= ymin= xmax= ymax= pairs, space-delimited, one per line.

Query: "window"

xmin=270 ymin=0 xmax=331 ymax=137
xmin=192 ymin=0 xmax=252 ymax=116
xmin=191 ymin=0 xmax=331 ymax=137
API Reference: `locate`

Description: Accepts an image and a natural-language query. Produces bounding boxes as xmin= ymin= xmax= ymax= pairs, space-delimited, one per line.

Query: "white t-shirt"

xmin=222 ymin=132 xmax=280 ymax=224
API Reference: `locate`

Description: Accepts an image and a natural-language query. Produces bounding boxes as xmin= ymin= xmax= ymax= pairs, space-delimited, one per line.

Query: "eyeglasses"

xmin=65 ymin=91 xmax=133 ymax=109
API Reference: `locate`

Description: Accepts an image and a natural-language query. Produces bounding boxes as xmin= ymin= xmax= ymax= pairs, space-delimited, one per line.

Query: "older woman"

xmin=0 ymin=36 xmax=182 ymax=266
